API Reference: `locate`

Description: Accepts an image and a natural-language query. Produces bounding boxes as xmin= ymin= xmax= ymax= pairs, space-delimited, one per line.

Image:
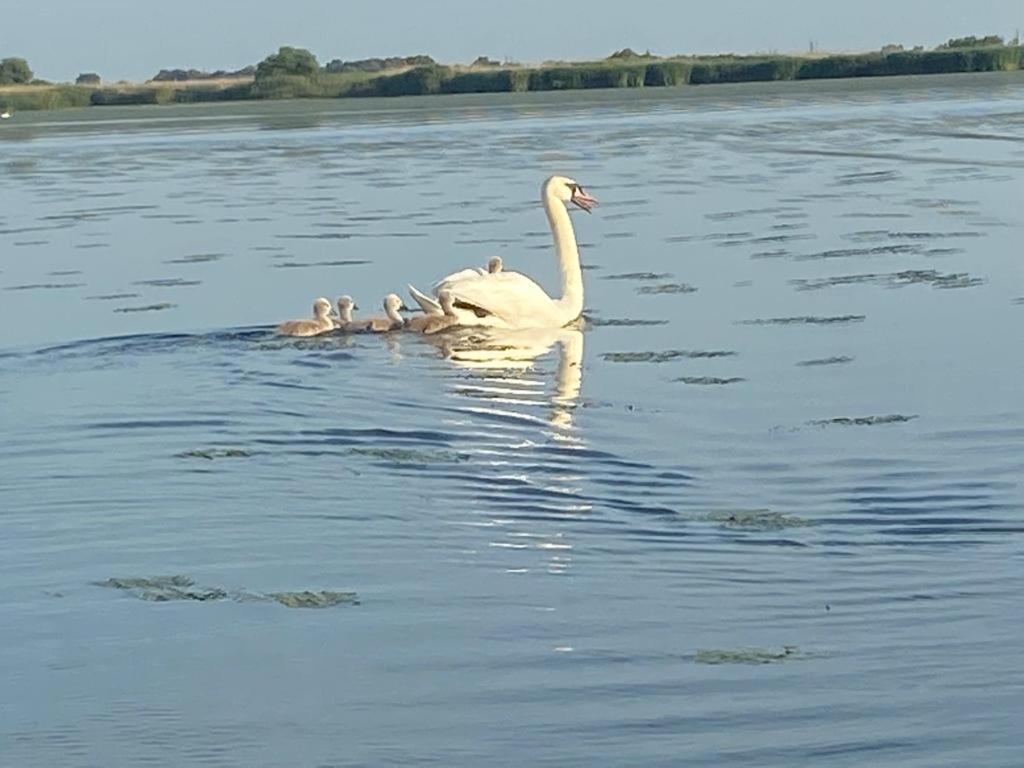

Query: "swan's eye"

xmin=567 ymin=182 xmax=578 ymax=193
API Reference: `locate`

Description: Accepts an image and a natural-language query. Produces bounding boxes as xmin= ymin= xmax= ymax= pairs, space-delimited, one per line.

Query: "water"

xmin=2 ymin=72 xmax=1023 ymax=766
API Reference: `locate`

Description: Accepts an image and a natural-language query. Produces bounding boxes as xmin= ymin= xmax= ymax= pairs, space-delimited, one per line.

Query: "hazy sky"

xmin=3 ymin=0 xmax=1021 ymax=82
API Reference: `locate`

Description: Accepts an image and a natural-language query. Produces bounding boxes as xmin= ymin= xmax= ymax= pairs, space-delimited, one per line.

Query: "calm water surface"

xmin=2 ymin=73 xmax=1023 ymax=766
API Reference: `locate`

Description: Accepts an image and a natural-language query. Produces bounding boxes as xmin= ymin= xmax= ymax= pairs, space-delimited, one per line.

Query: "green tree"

xmin=0 ymin=57 xmax=33 ymax=84
xmin=255 ymin=47 xmax=319 ymax=80
xmin=76 ymin=72 xmax=101 ymax=85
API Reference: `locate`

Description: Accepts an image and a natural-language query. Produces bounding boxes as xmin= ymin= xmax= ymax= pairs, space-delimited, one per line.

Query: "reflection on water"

xmin=2 ymin=73 xmax=1024 ymax=767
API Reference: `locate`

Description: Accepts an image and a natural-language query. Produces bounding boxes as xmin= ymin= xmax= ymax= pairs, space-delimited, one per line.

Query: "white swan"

xmin=409 ymin=175 xmax=596 ymax=329
xmin=276 ymin=297 xmax=335 ymax=337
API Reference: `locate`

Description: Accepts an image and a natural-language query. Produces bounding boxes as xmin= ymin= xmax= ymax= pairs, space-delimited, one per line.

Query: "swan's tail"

xmin=408 ymin=284 xmax=443 ymax=315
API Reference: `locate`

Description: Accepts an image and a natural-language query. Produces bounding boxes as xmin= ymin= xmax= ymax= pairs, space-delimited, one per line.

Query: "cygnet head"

xmin=438 ymin=289 xmax=456 ymax=315
xmin=336 ymin=295 xmax=356 ymax=321
xmin=543 ymin=175 xmax=597 ymax=213
xmin=313 ymin=297 xmax=332 ymax=317
xmin=383 ymin=293 xmax=405 ymax=317
xmin=487 ymin=256 xmax=503 ymax=274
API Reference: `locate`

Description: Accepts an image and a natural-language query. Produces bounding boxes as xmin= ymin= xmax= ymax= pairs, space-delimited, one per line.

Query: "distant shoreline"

xmin=2 ymin=45 xmax=1021 ymax=113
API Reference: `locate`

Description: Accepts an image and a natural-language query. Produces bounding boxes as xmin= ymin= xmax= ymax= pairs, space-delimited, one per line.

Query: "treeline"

xmin=3 ymin=41 xmax=1023 ymax=112
xmin=245 ymin=45 xmax=1024 ymax=100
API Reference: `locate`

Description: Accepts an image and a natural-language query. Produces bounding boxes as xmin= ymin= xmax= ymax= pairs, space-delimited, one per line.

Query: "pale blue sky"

xmin=4 ymin=0 xmax=1021 ymax=82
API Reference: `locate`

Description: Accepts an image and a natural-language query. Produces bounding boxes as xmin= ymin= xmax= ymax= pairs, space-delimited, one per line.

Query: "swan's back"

xmin=444 ymin=271 xmax=562 ymax=327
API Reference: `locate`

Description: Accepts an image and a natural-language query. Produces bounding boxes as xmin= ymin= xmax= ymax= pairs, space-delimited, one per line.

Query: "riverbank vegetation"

xmin=2 ymin=37 xmax=1022 ymax=112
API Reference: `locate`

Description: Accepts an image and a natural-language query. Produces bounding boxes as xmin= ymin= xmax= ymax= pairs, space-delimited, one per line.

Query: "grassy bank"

xmin=2 ymin=45 xmax=1021 ymax=111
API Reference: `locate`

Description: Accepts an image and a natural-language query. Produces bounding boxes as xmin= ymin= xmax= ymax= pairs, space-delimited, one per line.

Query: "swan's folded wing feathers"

xmin=446 ymin=271 xmax=555 ymax=326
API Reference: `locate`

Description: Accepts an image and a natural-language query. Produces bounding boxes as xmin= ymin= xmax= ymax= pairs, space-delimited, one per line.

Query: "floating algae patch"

xmin=97 ymin=577 xmax=359 ymax=608
xmin=637 ymin=282 xmax=698 ymax=295
xmin=675 ymin=376 xmax=745 ymax=386
xmin=797 ymin=356 xmax=855 ymax=367
xmin=348 ymin=447 xmax=467 ymax=464
xmin=602 ymin=350 xmax=736 ymax=364
xmin=741 ymin=315 xmax=865 ymax=326
xmin=601 ymin=272 xmax=673 ymax=281
xmin=704 ymin=510 xmax=813 ymax=530
xmin=695 ymin=646 xmax=802 ymax=665
xmin=176 ymin=448 xmax=252 ymax=460
xmin=266 ymin=591 xmax=360 ymax=608
xmin=114 ymin=302 xmax=176 ymax=314
xmin=586 ymin=317 xmax=669 ymax=327
xmin=808 ymin=414 xmax=917 ymax=427
xmin=97 ymin=575 xmax=228 ymax=602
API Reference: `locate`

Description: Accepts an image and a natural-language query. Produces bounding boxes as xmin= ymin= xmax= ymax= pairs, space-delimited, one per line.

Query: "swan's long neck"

xmin=385 ymin=303 xmax=403 ymax=323
xmin=544 ymin=190 xmax=584 ymax=324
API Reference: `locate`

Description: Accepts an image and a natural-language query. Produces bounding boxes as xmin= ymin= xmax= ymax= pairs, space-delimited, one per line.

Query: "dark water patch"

xmin=675 ymin=376 xmax=745 ymax=385
xmin=750 ymin=249 xmax=790 ymax=259
xmin=923 ymin=247 xmax=966 ymax=257
xmin=797 ymin=356 xmax=855 ymax=367
xmin=113 ymin=302 xmax=176 ymax=314
xmin=796 ymin=244 xmax=923 ymax=261
xmin=250 ymin=245 xmax=285 ymax=252
xmin=273 ymin=259 xmax=370 ymax=269
xmin=601 ymin=272 xmax=672 ymax=281
xmin=586 ymin=317 xmax=669 ymax=327
xmin=348 ymin=447 xmax=467 ymax=464
xmin=843 ymin=229 xmax=984 ymax=242
xmin=46 ymin=270 xmax=82 ymax=276
xmin=836 ymin=170 xmax=903 ymax=185
xmin=1013 ymin=297 xmax=1024 ymax=306
xmin=718 ymin=233 xmax=816 ymax=248
xmin=133 ymin=278 xmax=201 ymax=288
xmin=602 ymin=350 xmax=735 ymax=363
xmin=839 ymin=212 xmax=913 ymax=219
xmin=4 ymin=282 xmax=85 ymax=291
xmin=603 ymin=232 xmax=637 ymax=239
xmin=695 ymin=646 xmax=804 ymax=665
xmin=86 ymin=292 xmax=140 ymax=301
xmin=165 ymin=253 xmax=227 ymax=264
xmin=13 ymin=240 xmax=49 ymax=246
xmin=791 ymin=269 xmax=984 ymax=291
xmin=741 ymin=315 xmax=865 ymax=326
xmin=74 ymin=243 xmax=108 ymax=250
xmin=637 ymin=283 xmax=698 ymax=295
xmin=276 ymin=233 xmax=353 ymax=240
xmin=176 ymin=448 xmax=252 ymax=460
xmin=705 ymin=207 xmax=791 ymax=221
xmin=808 ymin=414 xmax=918 ymax=427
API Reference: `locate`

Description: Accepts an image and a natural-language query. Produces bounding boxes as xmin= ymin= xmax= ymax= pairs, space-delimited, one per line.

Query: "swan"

xmin=333 ymin=296 xmax=361 ymax=331
xmin=276 ymin=297 xmax=335 ymax=337
xmin=405 ymin=290 xmax=459 ymax=335
xmin=409 ymin=175 xmax=596 ymax=329
xmin=359 ymin=293 xmax=406 ymax=332
xmin=486 ymin=256 xmax=503 ymax=274
xmin=0 ymin=109 xmax=12 ymax=120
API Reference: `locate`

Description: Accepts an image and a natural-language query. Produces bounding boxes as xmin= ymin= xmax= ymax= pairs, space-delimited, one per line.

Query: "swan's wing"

xmin=408 ymin=284 xmax=443 ymax=314
xmin=431 ymin=268 xmax=485 ymax=292
xmin=444 ymin=271 xmax=557 ymax=327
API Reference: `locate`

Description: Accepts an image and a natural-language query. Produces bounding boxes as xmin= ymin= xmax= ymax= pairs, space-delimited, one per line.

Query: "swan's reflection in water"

xmin=418 ymin=326 xmax=588 ymax=576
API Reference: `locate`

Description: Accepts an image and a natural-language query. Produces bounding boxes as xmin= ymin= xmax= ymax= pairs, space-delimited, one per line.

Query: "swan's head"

xmin=313 ymin=297 xmax=332 ymax=317
xmin=438 ymin=289 xmax=456 ymax=315
xmin=487 ymin=256 xmax=503 ymax=274
xmin=383 ymin=293 xmax=406 ymax=314
xmin=544 ymin=175 xmax=597 ymax=213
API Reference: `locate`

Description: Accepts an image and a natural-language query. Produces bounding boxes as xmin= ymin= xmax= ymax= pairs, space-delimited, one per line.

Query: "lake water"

xmin=2 ymin=72 xmax=1023 ymax=766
